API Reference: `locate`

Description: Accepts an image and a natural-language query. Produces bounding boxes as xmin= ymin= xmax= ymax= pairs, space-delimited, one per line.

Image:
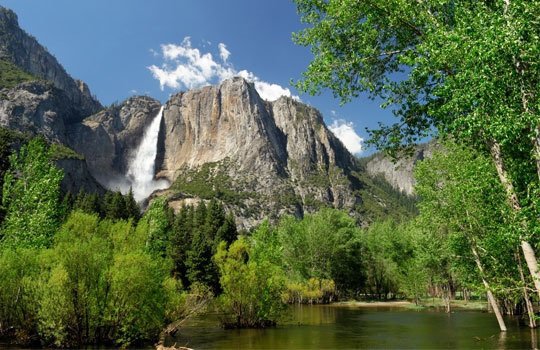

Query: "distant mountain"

xmin=0 ymin=5 xmax=416 ymax=227
xmin=361 ymin=143 xmax=436 ymax=196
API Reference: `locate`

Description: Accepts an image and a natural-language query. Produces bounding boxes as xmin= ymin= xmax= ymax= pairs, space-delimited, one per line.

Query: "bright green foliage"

xmin=414 ymin=142 xmax=522 ymax=308
xmin=293 ymin=1 xmax=540 ymax=156
xmin=1 ymin=138 xmax=63 ymax=248
xmin=137 ymin=197 xmax=171 ymax=256
xmin=106 ymin=251 xmax=168 ymax=345
xmin=0 ymin=211 xmax=180 ymax=347
xmin=0 ymin=127 xmax=27 ymax=226
xmin=0 ymin=248 xmax=41 ymax=342
xmin=214 ymin=237 xmax=285 ymax=328
xmin=277 ymin=209 xmax=364 ymax=295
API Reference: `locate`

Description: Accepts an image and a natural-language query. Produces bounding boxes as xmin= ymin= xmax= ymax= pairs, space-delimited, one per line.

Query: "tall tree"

xmin=293 ymin=0 xmax=540 ymax=298
xmin=1 ymin=138 xmax=63 ymax=248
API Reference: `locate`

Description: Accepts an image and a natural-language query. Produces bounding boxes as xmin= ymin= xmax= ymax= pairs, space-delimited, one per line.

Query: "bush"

xmin=214 ymin=237 xmax=285 ymax=328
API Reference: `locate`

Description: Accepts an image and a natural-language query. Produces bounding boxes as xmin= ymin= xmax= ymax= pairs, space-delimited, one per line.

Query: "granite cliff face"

xmin=363 ymin=144 xmax=435 ymax=196
xmin=67 ymin=96 xmax=161 ymax=189
xmin=0 ymin=7 xmax=101 ymax=120
xmin=152 ymin=77 xmax=359 ymax=227
xmin=0 ymin=5 xmax=416 ymax=226
xmin=65 ymin=77 xmax=361 ymax=226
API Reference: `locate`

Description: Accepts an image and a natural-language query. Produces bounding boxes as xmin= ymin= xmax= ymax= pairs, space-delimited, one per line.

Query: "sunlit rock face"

xmin=156 ymin=77 xmax=360 ymax=228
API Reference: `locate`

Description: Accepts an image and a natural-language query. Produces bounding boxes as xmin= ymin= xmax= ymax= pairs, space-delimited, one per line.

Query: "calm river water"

xmin=171 ymin=304 xmax=538 ymax=349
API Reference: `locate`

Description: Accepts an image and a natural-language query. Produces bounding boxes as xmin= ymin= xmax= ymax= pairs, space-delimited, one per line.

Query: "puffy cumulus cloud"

xmin=328 ymin=119 xmax=364 ymax=155
xmin=148 ymin=37 xmax=299 ymax=102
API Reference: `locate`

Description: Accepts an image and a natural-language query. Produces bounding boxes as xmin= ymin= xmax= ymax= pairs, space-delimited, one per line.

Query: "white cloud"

xmin=329 ymin=119 xmax=364 ymax=155
xmin=148 ymin=37 xmax=299 ymax=102
xmin=218 ymin=43 xmax=230 ymax=62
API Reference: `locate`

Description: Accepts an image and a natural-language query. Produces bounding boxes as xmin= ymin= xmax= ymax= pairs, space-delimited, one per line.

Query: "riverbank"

xmin=332 ymin=299 xmax=488 ymax=311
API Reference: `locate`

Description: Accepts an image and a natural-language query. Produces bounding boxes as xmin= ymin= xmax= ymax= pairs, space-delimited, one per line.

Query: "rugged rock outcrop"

xmin=0 ymin=6 xmax=101 ymax=120
xmin=364 ymin=143 xmax=435 ymax=196
xmin=0 ymin=5 xmax=416 ymax=225
xmin=156 ymin=77 xmax=360 ymax=227
xmin=0 ymin=81 xmax=74 ymax=142
xmin=67 ymin=96 xmax=161 ymax=190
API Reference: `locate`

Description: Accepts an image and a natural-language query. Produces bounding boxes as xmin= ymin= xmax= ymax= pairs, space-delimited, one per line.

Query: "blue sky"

xmin=1 ymin=0 xmax=397 ymax=155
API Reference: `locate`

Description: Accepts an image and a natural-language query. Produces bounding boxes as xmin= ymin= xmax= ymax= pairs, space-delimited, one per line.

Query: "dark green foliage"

xmin=48 ymin=143 xmax=84 ymax=161
xmin=170 ymin=199 xmax=237 ymax=293
xmin=124 ymin=188 xmax=141 ymax=221
xmin=73 ymin=190 xmax=101 ymax=215
xmin=0 ymin=59 xmax=36 ymax=90
xmin=72 ymin=189 xmax=140 ymax=222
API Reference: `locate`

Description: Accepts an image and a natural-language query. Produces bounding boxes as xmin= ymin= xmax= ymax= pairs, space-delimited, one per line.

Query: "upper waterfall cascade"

xmin=126 ymin=106 xmax=169 ymax=202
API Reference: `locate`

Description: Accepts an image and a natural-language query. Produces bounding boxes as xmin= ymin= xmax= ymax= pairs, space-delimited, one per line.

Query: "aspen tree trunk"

xmin=517 ymin=251 xmax=537 ymax=328
xmin=489 ymin=141 xmax=540 ymax=300
xmin=470 ymin=243 xmax=507 ymax=331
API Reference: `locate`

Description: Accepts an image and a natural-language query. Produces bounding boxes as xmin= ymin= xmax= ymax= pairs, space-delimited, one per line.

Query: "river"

xmin=171 ymin=304 xmax=538 ymax=349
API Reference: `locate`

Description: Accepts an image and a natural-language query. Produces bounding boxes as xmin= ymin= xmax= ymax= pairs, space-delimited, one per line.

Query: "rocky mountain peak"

xmin=0 ymin=5 xmax=102 ymax=120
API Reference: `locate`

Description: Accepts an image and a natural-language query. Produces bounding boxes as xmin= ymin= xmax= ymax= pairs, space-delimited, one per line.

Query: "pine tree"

xmin=124 ymin=188 xmax=140 ymax=222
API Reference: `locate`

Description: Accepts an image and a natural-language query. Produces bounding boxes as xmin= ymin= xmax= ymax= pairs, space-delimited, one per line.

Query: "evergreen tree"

xmin=169 ymin=206 xmax=193 ymax=286
xmin=124 ymin=188 xmax=140 ymax=222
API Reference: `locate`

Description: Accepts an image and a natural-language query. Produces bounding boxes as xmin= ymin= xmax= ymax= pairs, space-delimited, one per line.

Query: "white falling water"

xmin=126 ymin=106 xmax=169 ymax=202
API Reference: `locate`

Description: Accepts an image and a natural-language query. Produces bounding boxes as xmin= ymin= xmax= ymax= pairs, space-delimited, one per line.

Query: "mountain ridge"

xmin=0 ymin=5 xmax=416 ymax=227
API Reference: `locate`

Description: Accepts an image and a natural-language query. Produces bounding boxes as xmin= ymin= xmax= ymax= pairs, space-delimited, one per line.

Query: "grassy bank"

xmin=332 ymin=299 xmax=488 ymax=311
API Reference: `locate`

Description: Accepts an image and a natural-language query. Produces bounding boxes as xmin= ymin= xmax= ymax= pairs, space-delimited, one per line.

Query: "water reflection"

xmin=173 ymin=305 xmax=540 ymax=349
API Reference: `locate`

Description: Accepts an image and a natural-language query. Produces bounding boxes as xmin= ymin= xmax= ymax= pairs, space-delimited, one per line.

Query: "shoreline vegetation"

xmin=332 ymin=299 xmax=488 ymax=311
xmin=1 ymin=133 xmax=538 ymax=349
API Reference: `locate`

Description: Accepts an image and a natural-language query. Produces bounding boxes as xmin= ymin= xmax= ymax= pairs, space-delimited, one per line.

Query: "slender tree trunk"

xmin=522 ymin=241 xmax=540 ymax=300
xmin=533 ymin=134 xmax=540 ymax=180
xmin=517 ymin=251 xmax=537 ymax=328
xmin=470 ymin=243 xmax=507 ymax=331
xmin=532 ymin=328 xmax=539 ymax=350
xmin=489 ymin=140 xmax=540 ymax=300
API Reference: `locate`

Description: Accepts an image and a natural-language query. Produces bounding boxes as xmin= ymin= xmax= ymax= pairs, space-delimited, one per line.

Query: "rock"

xmin=364 ymin=143 xmax=436 ymax=195
xmin=67 ymin=96 xmax=162 ymax=190
xmin=56 ymin=158 xmax=105 ymax=195
xmin=0 ymin=81 xmax=76 ymax=143
xmin=0 ymin=6 xmax=102 ymax=120
xmin=157 ymin=77 xmax=361 ymax=228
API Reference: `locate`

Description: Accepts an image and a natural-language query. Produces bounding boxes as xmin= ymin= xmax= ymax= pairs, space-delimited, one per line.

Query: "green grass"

xmin=0 ymin=59 xmax=36 ymax=90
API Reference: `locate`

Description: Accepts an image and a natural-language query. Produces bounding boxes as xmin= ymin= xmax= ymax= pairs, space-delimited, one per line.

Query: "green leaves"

xmin=1 ymin=138 xmax=63 ymax=248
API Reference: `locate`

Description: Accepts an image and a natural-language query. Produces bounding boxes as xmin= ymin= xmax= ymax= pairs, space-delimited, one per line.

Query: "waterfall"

xmin=126 ymin=106 xmax=169 ymax=202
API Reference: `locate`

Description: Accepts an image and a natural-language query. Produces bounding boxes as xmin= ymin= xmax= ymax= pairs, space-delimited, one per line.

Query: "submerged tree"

xmin=415 ymin=142 xmax=530 ymax=330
